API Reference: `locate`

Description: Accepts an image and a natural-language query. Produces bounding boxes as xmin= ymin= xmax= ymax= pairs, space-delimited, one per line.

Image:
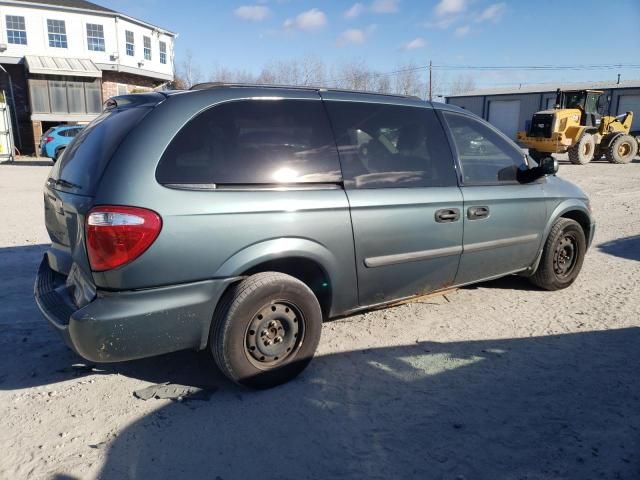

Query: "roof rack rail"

xmin=188 ymin=82 xmax=422 ymax=101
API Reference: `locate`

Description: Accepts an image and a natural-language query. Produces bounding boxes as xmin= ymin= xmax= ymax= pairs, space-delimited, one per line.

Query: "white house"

xmin=0 ymin=0 xmax=176 ymax=154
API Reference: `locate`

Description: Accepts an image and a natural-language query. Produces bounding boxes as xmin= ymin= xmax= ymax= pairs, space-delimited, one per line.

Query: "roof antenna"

xmin=617 ymin=73 xmax=621 ymax=85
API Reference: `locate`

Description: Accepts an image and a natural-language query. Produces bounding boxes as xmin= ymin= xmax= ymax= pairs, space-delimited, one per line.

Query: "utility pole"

xmin=428 ymin=60 xmax=432 ymax=101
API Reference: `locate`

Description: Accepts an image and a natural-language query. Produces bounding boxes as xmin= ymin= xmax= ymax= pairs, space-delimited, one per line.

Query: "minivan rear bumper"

xmin=34 ymin=256 xmax=237 ymax=363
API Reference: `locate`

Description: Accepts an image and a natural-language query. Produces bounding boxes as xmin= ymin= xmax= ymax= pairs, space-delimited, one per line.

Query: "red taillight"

xmin=45 ymin=136 xmax=54 ymax=143
xmin=86 ymin=206 xmax=162 ymax=272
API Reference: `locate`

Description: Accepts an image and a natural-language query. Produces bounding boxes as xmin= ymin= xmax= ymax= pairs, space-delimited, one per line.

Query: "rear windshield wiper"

xmin=55 ymin=178 xmax=83 ymax=190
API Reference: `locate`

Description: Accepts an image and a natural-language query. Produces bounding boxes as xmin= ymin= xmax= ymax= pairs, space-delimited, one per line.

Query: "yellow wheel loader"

xmin=517 ymin=89 xmax=638 ymax=165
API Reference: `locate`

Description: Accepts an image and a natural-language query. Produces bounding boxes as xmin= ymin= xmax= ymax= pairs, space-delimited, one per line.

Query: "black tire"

xmin=567 ymin=133 xmax=595 ymax=165
xmin=530 ymin=218 xmax=586 ymax=291
xmin=210 ymin=272 xmax=322 ymax=389
xmin=528 ymin=149 xmax=547 ymax=163
xmin=605 ymin=134 xmax=638 ymax=164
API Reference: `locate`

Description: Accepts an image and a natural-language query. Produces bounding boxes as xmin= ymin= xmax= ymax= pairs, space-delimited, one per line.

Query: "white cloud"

xmin=402 ymin=37 xmax=427 ymax=50
xmin=434 ymin=0 xmax=467 ymax=17
xmin=371 ymin=0 xmax=399 ymax=14
xmin=475 ymin=2 xmax=506 ymax=23
xmin=337 ymin=29 xmax=366 ymax=46
xmin=234 ymin=5 xmax=271 ymax=22
xmin=454 ymin=25 xmax=470 ymax=37
xmin=283 ymin=8 xmax=327 ymax=31
xmin=336 ymin=25 xmax=376 ymax=46
xmin=344 ymin=2 xmax=365 ymax=18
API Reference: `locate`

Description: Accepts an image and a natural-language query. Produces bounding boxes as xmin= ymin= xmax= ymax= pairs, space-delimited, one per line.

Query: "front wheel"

xmin=529 ymin=218 xmax=586 ymax=290
xmin=210 ymin=272 xmax=322 ymax=389
xmin=568 ymin=133 xmax=595 ymax=165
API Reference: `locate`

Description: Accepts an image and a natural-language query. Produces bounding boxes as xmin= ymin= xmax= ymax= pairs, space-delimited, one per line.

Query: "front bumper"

xmin=34 ymin=255 xmax=237 ymax=363
xmin=517 ymin=132 xmax=572 ymax=153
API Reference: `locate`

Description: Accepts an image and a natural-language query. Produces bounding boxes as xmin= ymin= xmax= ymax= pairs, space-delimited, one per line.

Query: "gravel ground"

xmin=0 ymin=156 xmax=639 ymax=480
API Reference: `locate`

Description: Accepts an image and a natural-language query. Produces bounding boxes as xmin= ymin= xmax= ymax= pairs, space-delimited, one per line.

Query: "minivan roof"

xmin=187 ymin=82 xmax=423 ymax=101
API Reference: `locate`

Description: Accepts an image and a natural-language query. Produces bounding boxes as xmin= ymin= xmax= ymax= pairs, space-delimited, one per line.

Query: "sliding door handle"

xmin=467 ymin=206 xmax=490 ymax=220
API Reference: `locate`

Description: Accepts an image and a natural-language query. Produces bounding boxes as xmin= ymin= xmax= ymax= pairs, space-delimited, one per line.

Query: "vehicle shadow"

xmin=95 ymin=328 xmax=639 ymax=480
xmin=464 ymin=274 xmax=541 ymax=291
xmin=598 ymin=235 xmax=640 ymax=261
xmin=0 ymin=159 xmax=53 ymax=167
xmin=2 ymin=245 xmax=639 ymax=478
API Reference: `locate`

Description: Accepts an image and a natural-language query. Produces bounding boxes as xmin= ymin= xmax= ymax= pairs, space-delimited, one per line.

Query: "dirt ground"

xmin=0 ymin=156 xmax=638 ymax=480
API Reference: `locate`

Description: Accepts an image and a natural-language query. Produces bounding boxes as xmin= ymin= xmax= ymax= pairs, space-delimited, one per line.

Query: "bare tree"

xmin=172 ymin=53 xmax=478 ymax=99
xmin=177 ymin=50 xmax=202 ymax=89
xmin=449 ymin=74 xmax=476 ymax=95
xmin=334 ymin=60 xmax=373 ymax=91
xmin=393 ymin=63 xmax=425 ymax=98
xmin=373 ymin=74 xmax=392 ymax=94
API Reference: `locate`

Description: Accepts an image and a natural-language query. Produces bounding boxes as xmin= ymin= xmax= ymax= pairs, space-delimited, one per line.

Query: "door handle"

xmin=467 ymin=206 xmax=490 ymax=220
xmin=435 ymin=208 xmax=460 ymax=223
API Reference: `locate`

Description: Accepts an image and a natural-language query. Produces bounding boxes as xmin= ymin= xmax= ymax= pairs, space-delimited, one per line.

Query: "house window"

xmin=86 ymin=23 xmax=105 ymax=52
xmin=159 ymin=41 xmax=167 ymax=64
xmin=143 ymin=36 xmax=151 ymax=61
xmin=29 ymin=77 xmax=103 ymax=115
xmin=6 ymin=15 xmax=27 ymax=45
xmin=125 ymin=30 xmax=134 ymax=56
xmin=47 ymin=19 xmax=67 ymax=48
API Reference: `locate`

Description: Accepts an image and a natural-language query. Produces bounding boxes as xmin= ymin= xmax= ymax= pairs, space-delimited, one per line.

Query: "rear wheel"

xmin=210 ymin=272 xmax=322 ymax=389
xmin=530 ymin=218 xmax=586 ymax=291
xmin=568 ymin=133 xmax=595 ymax=165
xmin=605 ymin=134 xmax=638 ymax=164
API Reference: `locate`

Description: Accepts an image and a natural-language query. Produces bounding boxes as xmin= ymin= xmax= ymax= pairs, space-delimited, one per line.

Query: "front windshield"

xmin=564 ymin=91 xmax=586 ymax=110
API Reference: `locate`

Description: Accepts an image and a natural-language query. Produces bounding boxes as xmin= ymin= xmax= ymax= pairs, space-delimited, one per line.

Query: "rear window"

xmin=156 ymin=99 xmax=342 ymax=186
xmin=49 ymin=107 xmax=151 ymax=195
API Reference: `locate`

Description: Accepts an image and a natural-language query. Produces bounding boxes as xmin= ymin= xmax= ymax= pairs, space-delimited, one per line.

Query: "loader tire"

xmin=568 ymin=133 xmax=595 ymax=165
xmin=605 ymin=134 xmax=637 ymax=164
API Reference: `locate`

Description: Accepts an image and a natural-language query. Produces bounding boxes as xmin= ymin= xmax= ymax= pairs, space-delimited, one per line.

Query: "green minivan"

xmin=35 ymin=85 xmax=594 ymax=388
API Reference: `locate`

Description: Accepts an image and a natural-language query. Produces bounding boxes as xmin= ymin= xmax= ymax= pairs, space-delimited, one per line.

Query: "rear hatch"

xmin=43 ymin=94 xmax=164 ymax=307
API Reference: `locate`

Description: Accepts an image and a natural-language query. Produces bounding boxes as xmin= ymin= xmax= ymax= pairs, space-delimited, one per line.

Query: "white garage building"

xmin=445 ymin=80 xmax=640 ymax=141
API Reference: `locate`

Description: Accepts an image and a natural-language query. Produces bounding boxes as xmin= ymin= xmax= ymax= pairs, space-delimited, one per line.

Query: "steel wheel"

xmin=552 ymin=233 xmax=578 ymax=278
xmin=244 ymin=301 xmax=304 ymax=369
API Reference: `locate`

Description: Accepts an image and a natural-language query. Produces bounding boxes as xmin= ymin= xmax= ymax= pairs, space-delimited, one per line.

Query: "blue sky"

xmin=104 ymin=0 xmax=640 ymax=90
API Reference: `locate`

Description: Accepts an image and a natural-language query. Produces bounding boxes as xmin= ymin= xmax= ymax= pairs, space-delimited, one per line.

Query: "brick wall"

xmin=102 ymin=71 xmax=163 ymax=100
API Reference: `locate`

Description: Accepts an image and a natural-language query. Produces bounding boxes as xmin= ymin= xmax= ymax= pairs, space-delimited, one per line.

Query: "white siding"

xmin=0 ymin=3 xmax=174 ymax=80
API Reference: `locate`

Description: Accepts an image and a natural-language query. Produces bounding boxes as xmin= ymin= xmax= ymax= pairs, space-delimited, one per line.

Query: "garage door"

xmin=488 ymin=100 xmax=521 ymax=140
xmin=617 ymin=95 xmax=640 ymax=132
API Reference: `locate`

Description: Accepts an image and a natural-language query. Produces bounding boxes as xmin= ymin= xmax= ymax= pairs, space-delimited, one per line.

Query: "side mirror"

xmin=540 ymin=156 xmax=559 ymax=175
xmin=519 ymin=155 xmax=558 ymax=183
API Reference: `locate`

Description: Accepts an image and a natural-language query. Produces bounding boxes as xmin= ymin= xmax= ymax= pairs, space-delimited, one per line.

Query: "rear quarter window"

xmin=156 ymin=99 xmax=342 ymax=186
xmin=50 ymin=107 xmax=152 ymax=194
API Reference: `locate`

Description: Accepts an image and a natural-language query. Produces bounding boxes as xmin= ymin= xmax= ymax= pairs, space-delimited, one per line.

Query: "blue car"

xmin=40 ymin=125 xmax=84 ymax=161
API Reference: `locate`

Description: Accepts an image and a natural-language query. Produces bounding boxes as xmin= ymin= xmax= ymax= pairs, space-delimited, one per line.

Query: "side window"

xmin=157 ymin=100 xmax=342 ymax=185
xmin=324 ymin=102 xmax=457 ymax=189
xmin=443 ymin=112 xmax=527 ymax=184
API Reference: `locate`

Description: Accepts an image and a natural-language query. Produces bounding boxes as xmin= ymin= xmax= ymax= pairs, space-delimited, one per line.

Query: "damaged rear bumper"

xmin=34 ymin=255 xmax=237 ymax=363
